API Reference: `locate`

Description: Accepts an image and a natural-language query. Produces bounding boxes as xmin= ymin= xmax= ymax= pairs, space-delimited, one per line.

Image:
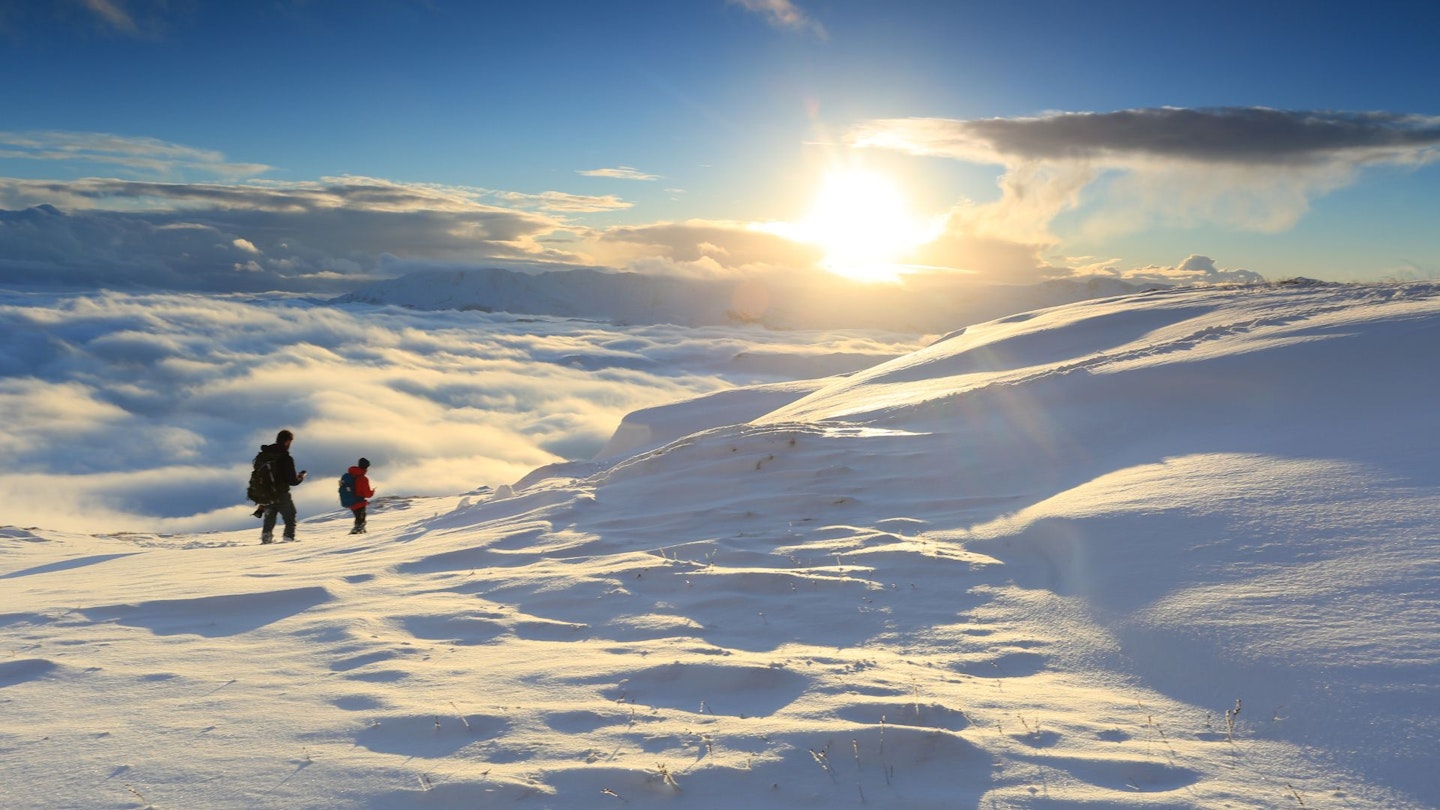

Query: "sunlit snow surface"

xmin=3 ymin=282 xmax=1438 ymax=808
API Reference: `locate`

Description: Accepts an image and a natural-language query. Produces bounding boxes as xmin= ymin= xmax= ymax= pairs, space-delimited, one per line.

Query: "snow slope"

xmin=3 ymin=281 xmax=1438 ymax=809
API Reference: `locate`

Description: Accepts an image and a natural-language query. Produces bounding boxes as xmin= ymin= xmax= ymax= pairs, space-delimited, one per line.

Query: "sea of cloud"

xmin=0 ymin=288 xmax=922 ymax=535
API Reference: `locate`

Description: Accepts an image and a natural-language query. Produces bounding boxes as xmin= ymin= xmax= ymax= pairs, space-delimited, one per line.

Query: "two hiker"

xmin=249 ymin=429 xmax=376 ymax=543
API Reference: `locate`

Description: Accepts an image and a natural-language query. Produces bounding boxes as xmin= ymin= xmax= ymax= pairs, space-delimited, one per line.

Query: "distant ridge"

xmin=336 ymin=266 xmax=1156 ymax=333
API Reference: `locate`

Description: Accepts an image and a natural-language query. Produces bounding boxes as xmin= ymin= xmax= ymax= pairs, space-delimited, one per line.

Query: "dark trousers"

xmin=351 ymin=505 xmax=367 ymax=531
xmin=261 ymin=492 xmax=297 ymax=541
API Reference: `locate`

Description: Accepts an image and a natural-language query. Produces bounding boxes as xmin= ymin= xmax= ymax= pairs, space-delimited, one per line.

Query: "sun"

xmin=796 ymin=168 xmax=933 ymax=282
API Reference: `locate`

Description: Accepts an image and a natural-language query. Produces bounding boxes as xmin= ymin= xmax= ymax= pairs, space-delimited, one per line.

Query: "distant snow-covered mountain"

xmin=336 ymin=266 xmax=1154 ymax=332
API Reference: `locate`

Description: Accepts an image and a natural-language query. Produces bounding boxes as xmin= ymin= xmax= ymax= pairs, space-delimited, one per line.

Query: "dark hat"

xmin=358 ymin=457 xmax=370 ymax=469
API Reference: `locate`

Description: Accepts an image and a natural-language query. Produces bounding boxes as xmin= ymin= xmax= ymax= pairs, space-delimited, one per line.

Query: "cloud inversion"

xmin=0 ymin=289 xmax=920 ymax=533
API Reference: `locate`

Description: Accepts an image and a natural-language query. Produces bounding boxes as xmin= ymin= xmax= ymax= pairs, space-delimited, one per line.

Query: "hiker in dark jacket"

xmin=259 ymin=429 xmax=307 ymax=544
xmin=344 ymin=457 xmax=376 ymax=535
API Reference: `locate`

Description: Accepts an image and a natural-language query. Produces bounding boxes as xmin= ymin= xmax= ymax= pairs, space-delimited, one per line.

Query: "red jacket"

xmin=347 ymin=466 xmax=375 ymax=510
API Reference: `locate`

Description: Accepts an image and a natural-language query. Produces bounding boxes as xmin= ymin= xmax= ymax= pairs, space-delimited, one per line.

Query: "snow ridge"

xmin=3 ymin=282 xmax=1439 ymax=809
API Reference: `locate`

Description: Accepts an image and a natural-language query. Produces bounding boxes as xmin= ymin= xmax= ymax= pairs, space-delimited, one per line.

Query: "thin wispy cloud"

xmin=75 ymin=0 xmax=180 ymax=39
xmin=82 ymin=0 xmax=140 ymax=35
xmin=578 ymin=166 xmax=661 ymax=181
xmin=494 ymin=189 xmax=633 ymax=213
xmin=0 ymin=176 xmax=505 ymax=213
xmin=729 ymin=0 xmax=826 ymax=38
xmin=0 ymin=133 xmax=630 ymax=216
xmin=0 ymin=130 xmax=270 ymax=180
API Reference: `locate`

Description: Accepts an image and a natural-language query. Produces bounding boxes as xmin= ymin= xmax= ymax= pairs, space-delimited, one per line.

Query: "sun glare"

xmin=798 ymin=168 xmax=932 ymax=282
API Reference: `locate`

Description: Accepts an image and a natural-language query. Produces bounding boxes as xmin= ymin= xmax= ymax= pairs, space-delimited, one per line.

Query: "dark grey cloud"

xmin=851 ymin=107 xmax=1440 ymax=167
xmin=849 ymin=107 xmax=1440 ymax=256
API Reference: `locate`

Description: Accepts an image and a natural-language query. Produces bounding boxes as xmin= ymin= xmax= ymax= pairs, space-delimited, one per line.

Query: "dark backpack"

xmin=247 ymin=449 xmax=281 ymax=505
xmin=339 ymin=471 xmax=359 ymax=508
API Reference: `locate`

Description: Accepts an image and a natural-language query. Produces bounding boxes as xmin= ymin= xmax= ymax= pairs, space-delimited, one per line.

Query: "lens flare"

xmin=796 ymin=168 xmax=935 ymax=282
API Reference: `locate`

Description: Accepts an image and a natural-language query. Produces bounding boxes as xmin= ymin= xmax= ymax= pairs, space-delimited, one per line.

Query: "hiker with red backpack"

xmin=339 ymin=458 xmax=376 ymax=534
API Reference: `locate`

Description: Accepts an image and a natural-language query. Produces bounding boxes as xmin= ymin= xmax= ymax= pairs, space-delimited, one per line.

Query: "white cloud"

xmin=578 ymin=166 xmax=661 ymax=181
xmin=1069 ymin=254 xmax=1264 ymax=286
xmin=0 ymin=378 xmax=130 ymax=458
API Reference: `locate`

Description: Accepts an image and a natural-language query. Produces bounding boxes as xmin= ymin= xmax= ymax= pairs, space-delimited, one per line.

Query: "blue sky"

xmin=2 ymin=0 xmax=1439 ymax=291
